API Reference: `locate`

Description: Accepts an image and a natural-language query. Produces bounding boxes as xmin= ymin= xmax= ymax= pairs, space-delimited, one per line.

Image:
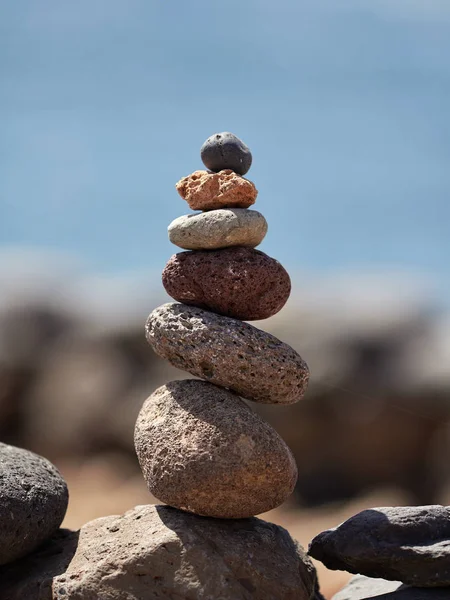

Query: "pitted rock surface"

xmin=135 ymin=380 xmax=298 ymax=518
xmin=2 ymin=505 xmax=321 ymax=599
xmin=176 ymin=169 xmax=257 ymax=210
xmin=168 ymin=208 xmax=268 ymax=250
xmin=332 ymin=575 xmax=450 ymax=600
xmin=309 ymin=505 xmax=450 ymax=588
xmin=162 ymin=247 xmax=291 ymax=321
xmin=145 ymin=303 xmax=309 ymax=404
xmin=0 ymin=443 xmax=69 ymax=565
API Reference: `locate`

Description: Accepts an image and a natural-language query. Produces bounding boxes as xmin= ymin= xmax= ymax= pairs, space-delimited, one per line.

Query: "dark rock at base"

xmin=0 ymin=442 xmax=69 ymax=565
xmin=0 ymin=505 xmax=321 ymax=599
xmin=0 ymin=529 xmax=79 ymax=599
xmin=333 ymin=575 xmax=450 ymax=599
xmin=162 ymin=247 xmax=291 ymax=320
xmin=309 ymin=506 xmax=450 ymax=588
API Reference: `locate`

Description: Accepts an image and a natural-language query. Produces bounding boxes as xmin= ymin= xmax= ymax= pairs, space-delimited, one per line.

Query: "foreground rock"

xmin=309 ymin=506 xmax=450 ymax=587
xmin=0 ymin=529 xmax=78 ymax=599
xmin=146 ymin=303 xmax=309 ymax=404
xmin=176 ymin=169 xmax=257 ymax=210
xmin=135 ymin=380 xmax=297 ymax=518
xmin=162 ymin=247 xmax=291 ymax=320
xmin=333 ymin=575 xmax=450 ymax=599
xmin=168 ymin=208 xmax=267 ymax=250
xmin=0 ymin=442 xmax=69 ymax=565
xmin=1 ymin=505 xmax=321 ymax=599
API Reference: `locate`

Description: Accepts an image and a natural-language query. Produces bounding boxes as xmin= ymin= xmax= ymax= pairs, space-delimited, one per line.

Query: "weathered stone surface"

xmin=0 ymin=443 xmax=69 ymax=565
xmin=146 ymin=303 xmax=309 ymax=404
xmin=200 ymin=131 xmax=253 ymax=175
xmin=176 ymin=169 xmax=257 ymax=211
xmin=1 ymin=505 xmax=321 ymax=599
xmin=332 ymin=575 xmax=402 ymax=600
xmin=168 ymin=208 xmax=268 ymax=250
xmin=162 ymin=247 xmax=291 ymax=321
xmin=333 ymin=575 xmax=450 ymax=600
xmin=135 ymin=380 xmax=298 ymax=518
xmin=0 ymin=529 xmax=79 ymax=599
xmin=309 ymin=506 xmax=450 ymax=588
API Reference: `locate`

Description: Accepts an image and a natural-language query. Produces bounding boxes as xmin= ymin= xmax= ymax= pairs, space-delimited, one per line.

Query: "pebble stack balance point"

xmin=137 ymin=132 xmax=310 ymax=520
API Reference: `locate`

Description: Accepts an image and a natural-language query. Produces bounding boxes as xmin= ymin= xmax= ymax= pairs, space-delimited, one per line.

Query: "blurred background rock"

xmin=2 ymin=1 xmax=450 ymax=597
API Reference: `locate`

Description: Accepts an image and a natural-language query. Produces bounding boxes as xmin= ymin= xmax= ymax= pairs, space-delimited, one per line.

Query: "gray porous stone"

xmin=134 ymin=380 xmax=298 ymax=518
xmin=162 ymin=247 xmax=291 ymax=321
xmin=145 ymin=303 xmax=309 ymax=404
xmin=200 ymin=131 xmax=253 ymax=175
xmin=0 ymin=442 xmax=69 ymax=565
xmin=333 ymin=575 xmax=450 ymax=600
xmin=1 ymin=505 xmax=323 ymax=599
xmin=168 ymin=208 xmax=268 ymax=250
xmin=309 ymin=506 xmax=450 ymax=588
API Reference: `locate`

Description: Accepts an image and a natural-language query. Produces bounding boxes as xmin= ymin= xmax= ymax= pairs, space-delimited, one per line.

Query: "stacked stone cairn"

xmin=131 ymin=131 xmax=322 ymax=598
xmin=136 ymin=131 xmax=311 ymax=520
xmin=1 ymin=134 xmax=448 ymax=599
xmin=0 ymin=132 xmax=322 ymax=599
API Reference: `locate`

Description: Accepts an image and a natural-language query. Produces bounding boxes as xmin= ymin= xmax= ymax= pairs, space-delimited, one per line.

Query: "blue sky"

xmin=1 ymin=1 xmax=449 ymax=300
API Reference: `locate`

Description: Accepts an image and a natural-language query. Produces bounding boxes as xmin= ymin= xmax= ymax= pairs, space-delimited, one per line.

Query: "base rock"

xmin=0 ymin=529 xmax=78 ymax=599
xmin=0 ymin=505 xmax=321 ymax=600
xmin=309 ymin=506 xmax=450 ymax=588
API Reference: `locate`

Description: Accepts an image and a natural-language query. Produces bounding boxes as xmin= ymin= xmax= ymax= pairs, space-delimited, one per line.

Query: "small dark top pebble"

xmin=200 ymin=132 xmax=252 ymax=176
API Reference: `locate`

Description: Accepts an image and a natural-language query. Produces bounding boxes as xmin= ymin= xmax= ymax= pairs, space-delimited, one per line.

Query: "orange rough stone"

xmin=175 ymin=169 xmax=258 ymax=211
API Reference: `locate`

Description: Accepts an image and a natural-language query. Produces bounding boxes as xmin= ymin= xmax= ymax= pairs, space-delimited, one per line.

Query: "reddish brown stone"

xmin=175 ymin=170 xmax=257 ymax=210
xmin=162 ymin=247 xmax=291 ymax=321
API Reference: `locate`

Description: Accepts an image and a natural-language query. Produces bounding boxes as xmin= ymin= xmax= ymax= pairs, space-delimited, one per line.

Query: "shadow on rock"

xmin=0 ymin=528 xmax=80 ymax=600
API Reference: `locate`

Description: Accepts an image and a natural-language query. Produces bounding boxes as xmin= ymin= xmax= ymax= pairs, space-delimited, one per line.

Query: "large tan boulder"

xmin=0 ymin=505 xmax=321 ymax=600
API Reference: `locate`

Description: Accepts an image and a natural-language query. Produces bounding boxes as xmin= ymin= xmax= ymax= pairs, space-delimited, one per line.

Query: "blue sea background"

xmin=1 ymin=0 xmax=449 ymax=302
